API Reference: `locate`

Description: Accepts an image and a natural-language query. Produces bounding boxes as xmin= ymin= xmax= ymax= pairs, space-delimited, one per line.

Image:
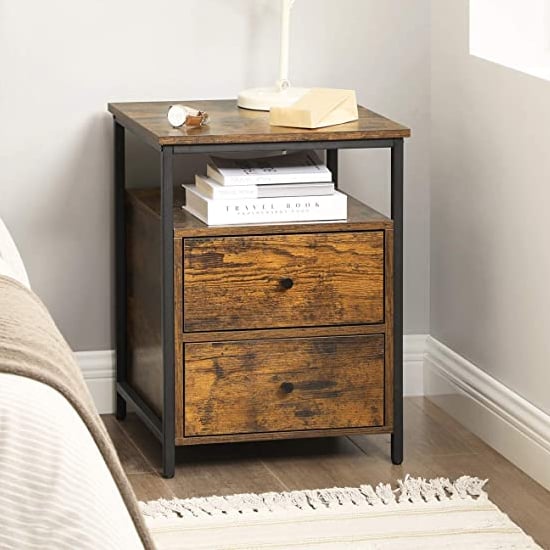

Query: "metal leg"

xmin=326 ymin=149 xmax=339 ymax=189
xmin=390 ymin=139 xmax=404 ymax=465
xmin=114 ymin=120 xmax=127 ymax=422
xmin=116 ymin=394 xmax=127 ymax=421
xmin=161 ymin=146 xmax=176 ymax=478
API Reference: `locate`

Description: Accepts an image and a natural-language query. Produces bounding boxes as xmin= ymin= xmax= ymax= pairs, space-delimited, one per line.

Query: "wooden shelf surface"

xmin=127 ymin=188 xmax=393 ymax=238
xmin=109 ymin=99 xmax=411 ymax=148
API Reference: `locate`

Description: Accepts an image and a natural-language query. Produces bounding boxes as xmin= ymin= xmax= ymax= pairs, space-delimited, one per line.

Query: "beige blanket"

xmin=0 ymin=275 xmax=154 ymax=549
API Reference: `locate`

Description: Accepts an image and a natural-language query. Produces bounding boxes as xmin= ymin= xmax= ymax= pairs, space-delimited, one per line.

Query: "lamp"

xmin=238 ymin=0 xmax=309 ymax=111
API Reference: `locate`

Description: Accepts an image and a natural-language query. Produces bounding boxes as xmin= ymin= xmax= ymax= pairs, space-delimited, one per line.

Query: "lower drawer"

xmin=184 ymin=334 xmax=385 ymax=437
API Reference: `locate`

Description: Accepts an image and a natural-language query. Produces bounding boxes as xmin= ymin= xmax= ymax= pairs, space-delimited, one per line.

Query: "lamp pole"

xmin=237 ymin=0 xmax=308 ymax=110
xmin=278 ymin=0 xmax=293 ymax=90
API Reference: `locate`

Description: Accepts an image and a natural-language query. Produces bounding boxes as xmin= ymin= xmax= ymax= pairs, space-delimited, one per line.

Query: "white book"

xmin=182 ymin=184 xmax=347 ymax=226
xmin=193 ymin=174 xmax=335 ymax=200
xmin=206 ymin=151 xmax=332 ymax=186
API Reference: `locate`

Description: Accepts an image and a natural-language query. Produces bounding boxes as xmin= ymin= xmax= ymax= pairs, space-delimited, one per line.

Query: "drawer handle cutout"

xmin=279 ymin=277 xmax=294 ymax=290
xmin=280 ymin=382 xmax=294 ymax=394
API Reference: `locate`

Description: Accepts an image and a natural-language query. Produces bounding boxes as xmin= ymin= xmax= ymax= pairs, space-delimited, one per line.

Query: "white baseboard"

xmin=424 ymin=336 xmax=550 ymax=491
xmin=403 ymin=334 xmax=428 ymax=396
xmin=76 ymin=350 xmax=115 ymax=414
xmin=76 ymin=334 xmax=428 ymax=414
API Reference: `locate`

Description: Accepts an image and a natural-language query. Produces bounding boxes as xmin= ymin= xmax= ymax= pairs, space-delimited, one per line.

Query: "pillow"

xmin=0 ymin=217 xmax=31 ymax=289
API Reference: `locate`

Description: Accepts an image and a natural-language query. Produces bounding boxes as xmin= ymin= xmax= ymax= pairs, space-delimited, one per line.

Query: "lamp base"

xmin=237 ymin=86 xmax=309 ymax=111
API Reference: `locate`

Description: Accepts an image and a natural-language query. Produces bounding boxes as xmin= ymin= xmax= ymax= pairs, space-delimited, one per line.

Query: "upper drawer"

xmin=183 ymin=231 xmax=385 ymax=332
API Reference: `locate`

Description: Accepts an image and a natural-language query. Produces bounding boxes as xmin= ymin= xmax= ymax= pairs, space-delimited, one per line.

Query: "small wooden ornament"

xmin=269 ymin=88 xmax=359 ymax=129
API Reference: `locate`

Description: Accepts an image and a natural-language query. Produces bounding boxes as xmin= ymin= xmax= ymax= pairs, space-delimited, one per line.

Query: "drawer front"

xmin=183 ymin=232 xmax=385 ymax=332
xmin=184 ymin=335 xmax=385 ymax=437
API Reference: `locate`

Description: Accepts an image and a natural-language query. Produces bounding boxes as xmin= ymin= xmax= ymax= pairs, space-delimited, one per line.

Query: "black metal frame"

xmin=113 ymin=118 xmax=404 ymax=478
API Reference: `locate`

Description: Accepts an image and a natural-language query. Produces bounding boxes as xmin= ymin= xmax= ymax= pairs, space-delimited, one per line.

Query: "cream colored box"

xmin=269 ymin=88 xmax=359 ymax=129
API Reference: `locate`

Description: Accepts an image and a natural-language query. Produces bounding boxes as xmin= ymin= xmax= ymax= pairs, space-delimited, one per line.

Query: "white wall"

xmin=0 ymin=0 xmax=430 ymax=351
xmin=431 ymin=0 xmax=550 ymax=415
xmin=470 ymin=0 xmax=550 ymax=81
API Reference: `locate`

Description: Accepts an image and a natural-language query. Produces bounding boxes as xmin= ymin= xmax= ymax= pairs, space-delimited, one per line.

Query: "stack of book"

xmin=182 ymin=151 xmax=347 ymax=226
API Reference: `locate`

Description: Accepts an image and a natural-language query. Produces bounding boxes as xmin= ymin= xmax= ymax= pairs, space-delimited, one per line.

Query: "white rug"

xmin=141 ymin=476 xmax=541 ymax=549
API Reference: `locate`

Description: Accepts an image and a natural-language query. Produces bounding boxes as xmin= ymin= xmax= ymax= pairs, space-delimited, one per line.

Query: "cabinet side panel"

xmin=126 ymin=193 xmax=163 ymax=415
xmin=385 ymin=228 xmax=394 ymax=427
xmin=174 ymin=237 xmax=184 ymax=438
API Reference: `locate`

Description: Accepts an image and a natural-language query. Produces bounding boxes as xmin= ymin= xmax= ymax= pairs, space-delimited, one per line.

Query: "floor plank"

xmin=128 ymin=473 xmax=175 ymax=502
xmin=103 ymin=397 xmax=550 ymax=548
xmin=118 ymin=413 xmax=286 ymax=499
xmin=411 ymin=396 xmax=489 ymax=454
xmin=102 ymin=415 xmax=154 ymax=474
xmin=256 ymin=436 xmax=405 ymax=490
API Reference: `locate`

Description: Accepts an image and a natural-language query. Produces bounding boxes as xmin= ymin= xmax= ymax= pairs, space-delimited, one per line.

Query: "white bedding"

xmin=0 ymin=216 xmax=30 ymax=288
xmin=0 ymin=374 xmax=144 ymax=549
xmin=0 ymin=220 xmax=145 ymax=548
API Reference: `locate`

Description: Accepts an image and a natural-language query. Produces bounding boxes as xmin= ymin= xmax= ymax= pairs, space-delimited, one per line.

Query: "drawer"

xmin=183 ymin=232 xmax=385 ymax=332
xmin=184 ymin=334 xmax=385 ymax=437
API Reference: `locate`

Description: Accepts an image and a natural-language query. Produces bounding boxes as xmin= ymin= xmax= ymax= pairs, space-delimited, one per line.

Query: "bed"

xmin=0 ymin=217 xmax=153 ymax=549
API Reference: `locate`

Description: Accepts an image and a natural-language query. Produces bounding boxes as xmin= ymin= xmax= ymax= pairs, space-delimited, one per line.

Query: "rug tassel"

xmin=139 ymin=475 xmax=488 ymax=520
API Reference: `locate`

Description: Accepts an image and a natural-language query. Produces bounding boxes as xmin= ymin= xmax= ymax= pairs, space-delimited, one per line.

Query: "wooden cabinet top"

xmin=108 ymin=99 xmax=410 ymax=148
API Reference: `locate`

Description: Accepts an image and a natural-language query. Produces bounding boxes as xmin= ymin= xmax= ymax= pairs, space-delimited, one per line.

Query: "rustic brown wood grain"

xmin=184 ymin=335 xmax=385 ymax=437
xmin=174 ymin=425 xmax=392 ymax=446
xmin=174 ymin=238 xmax=184 ymax=438
xmin=108 ymin=99 xmax=410 ymax=148
xmin=385 ymin=229 xmax=394 ymax=427
xmin=183 ymin=232 xmax=385 ymax=332
xmin=180 ymin=324 xmax=385 ymax=343
xmin=126 ymin=189 xmax=393 ymax=444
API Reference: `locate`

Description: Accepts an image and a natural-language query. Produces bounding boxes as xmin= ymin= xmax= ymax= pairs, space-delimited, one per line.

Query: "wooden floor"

xmin=103 ymin=397 xmax=550 ymax=548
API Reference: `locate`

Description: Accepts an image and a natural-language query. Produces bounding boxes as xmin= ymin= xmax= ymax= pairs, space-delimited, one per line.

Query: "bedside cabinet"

xmin=109 ymin=99 xmax=410 ymax=478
